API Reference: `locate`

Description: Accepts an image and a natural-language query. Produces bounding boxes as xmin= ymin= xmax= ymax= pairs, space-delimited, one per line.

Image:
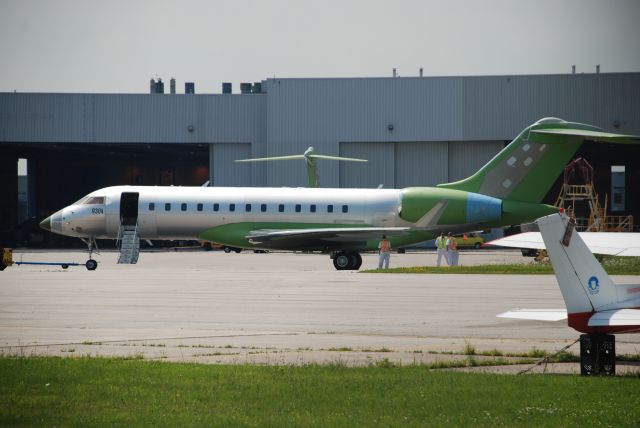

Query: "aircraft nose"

xmin=39 ymin=216 xmax=52 ymax=231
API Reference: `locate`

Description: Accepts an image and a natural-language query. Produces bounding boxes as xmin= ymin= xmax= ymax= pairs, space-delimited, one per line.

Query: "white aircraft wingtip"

xmin=497 ymin=309 xmax=567 ymax=322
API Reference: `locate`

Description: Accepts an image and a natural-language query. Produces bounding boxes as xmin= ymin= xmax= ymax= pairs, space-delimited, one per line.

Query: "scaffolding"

xmin=554 ymin=158 xmax=633 ymax=232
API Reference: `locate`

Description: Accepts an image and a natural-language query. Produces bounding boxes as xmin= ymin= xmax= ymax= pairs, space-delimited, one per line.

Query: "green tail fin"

xmin=437 ymin=118 xmax=640 ymax=203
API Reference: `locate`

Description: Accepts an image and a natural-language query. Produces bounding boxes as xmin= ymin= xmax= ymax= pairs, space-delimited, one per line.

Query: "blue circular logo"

xmin=588 ymin=276 xmax=600 ymax=295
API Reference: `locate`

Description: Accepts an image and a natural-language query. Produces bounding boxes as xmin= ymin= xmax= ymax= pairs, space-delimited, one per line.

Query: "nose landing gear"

xmin=81 ymin=237 xmax=99 ymax=271
xmin=85 ymin=259 xmax=98 ymax=271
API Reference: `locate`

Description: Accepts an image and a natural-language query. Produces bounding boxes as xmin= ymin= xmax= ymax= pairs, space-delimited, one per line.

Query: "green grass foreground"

xmin=2 ymin=357 xmax=640 ymax=426
xmin=363 ymin=256 xmax=640 ymax=275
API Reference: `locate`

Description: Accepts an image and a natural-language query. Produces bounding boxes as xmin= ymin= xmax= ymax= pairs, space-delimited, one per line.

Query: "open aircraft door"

xmin=120 ymin=192 xmax=139 ymax=226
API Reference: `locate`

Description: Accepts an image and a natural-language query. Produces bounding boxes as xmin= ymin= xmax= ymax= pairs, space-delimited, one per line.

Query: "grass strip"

xmin=1 ymin=357 xmax=640 ymax=427
xmin=363 ymin=256 xmax=640 ymax=275
xmin=362 ymin=263 xmax=554 ymax=274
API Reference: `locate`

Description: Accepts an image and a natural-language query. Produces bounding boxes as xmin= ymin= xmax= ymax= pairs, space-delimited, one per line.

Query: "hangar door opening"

xmin=447 ymin=141 xmax=504 ymax=182
xmin=394 ymin=142 xmax=448 ymax=188
xmin=339 ymin=142 xmax=394 ymax=188
xmin=210 ymin=143 xmax=252 ymax=187
xmin=339 ymin=141 xmax=449 ymax=189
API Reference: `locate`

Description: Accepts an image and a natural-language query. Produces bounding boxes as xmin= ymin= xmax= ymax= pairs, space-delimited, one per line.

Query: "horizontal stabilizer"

xmin=497 ymin=309 xmax=567 ymax=322
xmin=588 ymin=309 xmax=640 ymax=327
xmin=530 ymin=128 xmax=640 ymax=144
xmin=235 ymin=154 xmax=367 ymax=163
xmin=309 ymin=154 xmax=367 ymax=162
xmin=487 ymin=232 xmax=640 ymax=257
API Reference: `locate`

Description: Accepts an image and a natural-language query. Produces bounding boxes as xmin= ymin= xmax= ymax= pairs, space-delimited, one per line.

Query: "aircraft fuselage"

xmin=42 ymin=184 xmax=542 ymax=252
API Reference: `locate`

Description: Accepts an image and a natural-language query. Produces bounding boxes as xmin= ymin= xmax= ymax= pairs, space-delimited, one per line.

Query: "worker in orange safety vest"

xmin=377 ymin=235 xmax=391 ymax=269
xmin=446 ymin=232 xmax=459 ymax=266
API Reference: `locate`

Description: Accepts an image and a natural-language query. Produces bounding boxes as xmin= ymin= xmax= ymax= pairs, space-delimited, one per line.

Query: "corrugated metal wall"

xmin=264 ymin=77 xmax=464 ymax=146
xmin=263 ymin=77 xmax=464 ymax=187
xmin=0 ymin=94 xmax=266 ymax=144
xmin=339 ymin=142 xmax=395 ymax=188
xmin=447 ymin=141 xmax=505 ymax=182
xmin=1 ymin=73 xmax=639 ymax=189
xmin=394 ymin=142 xmax=448 ymax=187
xmin=337 ymin=140 xmax=500 ymax=188
xmin=462 ymin=73 xmax=640 ymax=139
xmin=210 ymin=143 xmax=252 ymax=187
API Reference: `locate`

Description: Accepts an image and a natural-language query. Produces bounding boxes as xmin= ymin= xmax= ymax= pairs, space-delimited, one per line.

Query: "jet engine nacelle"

xmin=399 ymin=187 xmax=502 ymax=226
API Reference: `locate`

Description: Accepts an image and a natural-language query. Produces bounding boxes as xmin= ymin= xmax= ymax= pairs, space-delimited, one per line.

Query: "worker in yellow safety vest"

xmin=377 ymin=235 xmax=391 ymax=269
xmin=435 ymin=232 xmax=448 ymax=267
xmin=446 ymin=232 xmax=459 ymax=266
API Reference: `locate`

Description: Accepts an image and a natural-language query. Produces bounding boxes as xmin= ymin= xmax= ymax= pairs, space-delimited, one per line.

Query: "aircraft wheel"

xmin=350 ymin=252 xmax=362 ymax=270
xmin=85 ymin=259 xmax=98 ymax=271
xmin=333 ymin=252 xmax=351 ymax=270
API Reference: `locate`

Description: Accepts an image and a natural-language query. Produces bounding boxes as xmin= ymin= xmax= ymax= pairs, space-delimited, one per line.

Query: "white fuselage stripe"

xmin=66 ymin=186 xmax=404 ymax=240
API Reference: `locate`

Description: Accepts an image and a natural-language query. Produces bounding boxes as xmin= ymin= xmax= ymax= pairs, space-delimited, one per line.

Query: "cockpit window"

xmin=82 ymin=196 xmax=105 ymax=205
xmin=72 ymin=197 xmax=89 ymax=205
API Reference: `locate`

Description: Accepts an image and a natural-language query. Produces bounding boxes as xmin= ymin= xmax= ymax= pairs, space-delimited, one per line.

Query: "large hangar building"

xmin=1 ymin=72 xmax=639 ymax=242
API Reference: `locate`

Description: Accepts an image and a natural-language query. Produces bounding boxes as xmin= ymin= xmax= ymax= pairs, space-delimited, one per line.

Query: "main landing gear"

xmin=331 ymin=251 xmax=362 ymax=270
xmin=580 ymin=333 xmax=615 ymax=376
xmin=81 ymin=237 xmax=99 ymax=271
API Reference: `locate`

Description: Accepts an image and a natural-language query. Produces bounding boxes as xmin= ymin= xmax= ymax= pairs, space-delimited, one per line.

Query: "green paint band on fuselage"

xmin=400 ymin=187 xmax=468 ymax=225
xmin=198 ymin=221 xmax=433 ymax=252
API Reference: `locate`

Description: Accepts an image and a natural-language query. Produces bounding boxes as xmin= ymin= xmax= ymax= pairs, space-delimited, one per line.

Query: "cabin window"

xmin=246 ymin=204 xmax=252 ymax=212
xmin=213 ymin=203 xmax=219 ymax=212
xmin=295 ymin=204 xmax=301 ymax=213
xmin=149 ymin=202 xmax=155 ymax=211
xmin=165 ymin=203 xmax=171 ymax=211
xmin=310 ymin=204 xmax=316 ymax=213
xmin=197 ymin=203 xmax=203 ymax=212
xmin=327 ymin=204 xmax=334 ymax=213
xmin=261 ymin=204 xmax=267 ymax=212
xmin=229 ymin=203 xmax=235 ymax=212
xmin=181 ymin=203 xmax=187 ymax=212
xmin=342 ymin=205 xmax=348 ymax=213
xmin=278 ymin=204 xmax=284 ymax=212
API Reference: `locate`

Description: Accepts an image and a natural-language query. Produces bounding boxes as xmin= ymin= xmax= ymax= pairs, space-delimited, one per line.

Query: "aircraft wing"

xmin=487 ymin=232 xmax=640 ymax=256
xmin=309 ymin=154 xmax=367 ymax=162
xmin=588 ymin=309 xmax=640 ymax=327
xmin=530 ymin=129 xmax=640 ymax=144
xmin=497 ymin=309 xmax=567 ymax=322
xmin=246 ymin=227 xmax=411 ymax=248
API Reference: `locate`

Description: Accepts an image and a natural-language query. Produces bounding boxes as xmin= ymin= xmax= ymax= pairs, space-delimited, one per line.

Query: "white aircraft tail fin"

xmin=537 ymin=213 xmax=618 ymax=314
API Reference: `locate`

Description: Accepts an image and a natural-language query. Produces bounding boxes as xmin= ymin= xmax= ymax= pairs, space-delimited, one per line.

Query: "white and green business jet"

xmin=40 ymin=118 xmax=639 ymax=271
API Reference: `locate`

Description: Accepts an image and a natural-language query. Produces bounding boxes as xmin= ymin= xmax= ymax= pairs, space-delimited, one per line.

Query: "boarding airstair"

xmin=117 ymin=192 xmax=141 ymax=264
xmin=117 ymin=224 xmax=140 ymax=264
